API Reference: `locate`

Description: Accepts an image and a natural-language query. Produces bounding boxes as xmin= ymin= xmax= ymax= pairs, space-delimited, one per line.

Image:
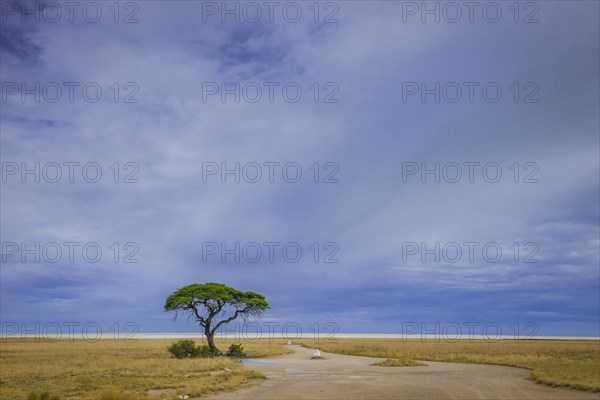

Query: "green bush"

xmin=226 ymin=343 xmax=246 ymax=357
xmin=197 ymin=344 xmax=215 ymax=357
xmin=167 ymin=339 xmax=213 ymax=359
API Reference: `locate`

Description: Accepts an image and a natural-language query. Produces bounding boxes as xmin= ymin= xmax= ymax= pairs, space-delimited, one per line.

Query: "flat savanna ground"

xmin=0 ymin=338 xmax=598 ymax=399
xmin=0 ymin=339 xmax=286 ymax=400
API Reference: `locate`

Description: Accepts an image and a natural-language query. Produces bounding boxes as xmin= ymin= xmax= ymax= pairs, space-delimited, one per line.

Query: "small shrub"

xmin=168 ymin=339 xmax=213 ymax=358
xmin=197 ymin=344 xmax=214 ymax=357
xmin=226 ymin=343 xmax=246 ymax=357
xmin=27 ymin=391 xmax=60 ymax=400
xmin=168 ymin=339 xmax=197 ymax=358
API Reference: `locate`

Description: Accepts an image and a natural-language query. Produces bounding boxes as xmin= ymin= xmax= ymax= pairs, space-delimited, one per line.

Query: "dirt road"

xmin=209 ymin=345 xmax=598 ymax=399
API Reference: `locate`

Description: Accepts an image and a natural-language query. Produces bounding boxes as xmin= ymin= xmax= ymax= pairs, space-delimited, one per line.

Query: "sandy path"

xmin=208 ymin=345 xmax=598 ymax=400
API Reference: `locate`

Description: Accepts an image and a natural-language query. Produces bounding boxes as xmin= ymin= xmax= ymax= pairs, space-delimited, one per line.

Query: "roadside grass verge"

xmin=371 ymin=358 xmax=425 ymax=367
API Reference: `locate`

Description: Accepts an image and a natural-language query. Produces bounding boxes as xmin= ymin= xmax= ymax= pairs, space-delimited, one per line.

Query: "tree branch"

xmin=210 ymin=306 xmax=251 ymax=335
xmin=190 ymin=304 xmax=207 ymax=327
xmin=205 ymin=301 xmax=224 ymax=330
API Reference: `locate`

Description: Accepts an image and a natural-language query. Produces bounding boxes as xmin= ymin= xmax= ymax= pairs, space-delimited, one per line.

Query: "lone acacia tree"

xmin=164 ymin=282 xmax=269 ymax=355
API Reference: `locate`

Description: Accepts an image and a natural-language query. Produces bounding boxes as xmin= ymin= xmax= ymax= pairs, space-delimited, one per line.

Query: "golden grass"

xmin=301 ymin=338 xmax=600 ymax=392
xmin=0 ymin=338 xmax=290 ymax=400
xmin=371 ymin=358 xmax=425 ymax=367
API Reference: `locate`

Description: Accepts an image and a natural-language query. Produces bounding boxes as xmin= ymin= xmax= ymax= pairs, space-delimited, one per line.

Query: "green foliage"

xmin=27 ymin=391 xmax=61 ymax=400
xmin=167 ymin=339 xmax=214 ymax=359
xmin=164 ymin=282 xmax=270 ymax=318
xmin=197 ymin=345 xmax=215 ymax=357
xmin=226 ymin=343 xmax=246 ymax=357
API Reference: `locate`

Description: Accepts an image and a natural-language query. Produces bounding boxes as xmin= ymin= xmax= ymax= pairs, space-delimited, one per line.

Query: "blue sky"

xmin=1 ymin=1 xmax=599 ymax=338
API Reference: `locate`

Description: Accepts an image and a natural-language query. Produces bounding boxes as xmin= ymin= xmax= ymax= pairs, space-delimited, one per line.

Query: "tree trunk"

xmin=205 ymin=330 xmax=220 ymax=356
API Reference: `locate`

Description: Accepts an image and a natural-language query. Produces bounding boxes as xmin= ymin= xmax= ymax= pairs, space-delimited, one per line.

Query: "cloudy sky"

xmin=1 ymin=1 xmax=598 ymax=338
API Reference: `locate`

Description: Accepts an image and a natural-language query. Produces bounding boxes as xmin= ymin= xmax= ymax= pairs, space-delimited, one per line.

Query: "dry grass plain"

xmin=1 ymin=337 xmax=599 ymax=399
xmin=300 ymin=338 xmax=600 ymax=392
xmin=0 ymin=338 xmax=290 ymax=400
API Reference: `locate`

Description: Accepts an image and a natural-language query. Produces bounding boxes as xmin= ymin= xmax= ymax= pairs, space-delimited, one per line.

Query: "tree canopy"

xmin=164 ymin=282 xmax=269 ymax=355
